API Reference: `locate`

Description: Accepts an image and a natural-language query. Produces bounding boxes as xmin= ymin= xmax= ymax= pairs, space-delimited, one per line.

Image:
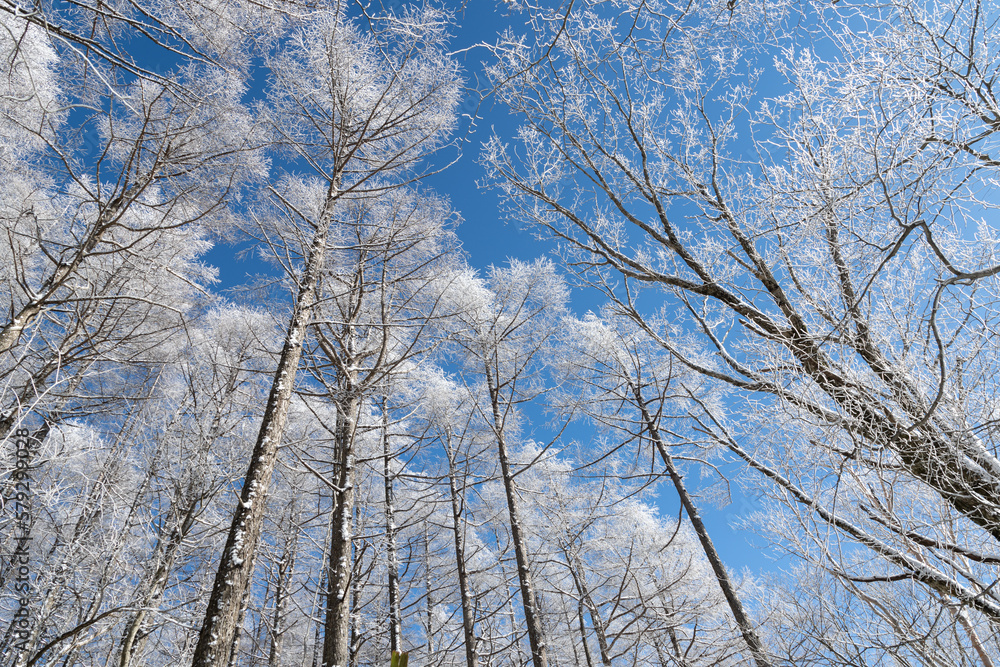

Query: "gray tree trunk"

xmin=567 ymin=554 xmax=611 ymax=667
xmin=628 ymin=381 xmax=774 ymax=667
xmin=268 ymin=503 xmax=298 ymax=667
xmin=381 ymin=398 xmax=403 ymax=655
xmin=443 ymin=431 xmax=479 ymax=667
xmin=320 ymin=390 xmax=360 ymax=667
xmin=191 ymin=199 xmax=335 ymax=667
xmin=486 ymin=366 xmax=549 ymax=667
xmin=423 ymin=524 xmax=436 ymax=657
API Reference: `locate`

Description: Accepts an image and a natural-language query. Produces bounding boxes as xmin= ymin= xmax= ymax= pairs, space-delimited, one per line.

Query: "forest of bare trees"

xmin=2 ymin=0 xmax=1000 ymax=665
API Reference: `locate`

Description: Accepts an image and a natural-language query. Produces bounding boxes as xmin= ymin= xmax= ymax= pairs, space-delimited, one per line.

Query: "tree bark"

xmin=486 ymin=366 xmax=549 ymax=667
xmin=320 ymin=389 xmax=360 ymax=667
xmin=575 ymin=598 xmax=594 ymax=667
xmin=191 ymin=197 xmax=335 ymax=667
xmin=268 ymin=504 xmax=298 ymax=667
xmin=423 ymin=524 xmax=435 ymax=658
xmin=492 ymin=526 xmax=526 ymax=667
xmin=443 ymin=429 xmax=479 ymax=667
xmin=628 ymin=381 xmax=774 ymax=667
xmin=381 ymin=397 xmax=403 ymax=655
xmin=567 ymin=554 xmax=611 ymax=667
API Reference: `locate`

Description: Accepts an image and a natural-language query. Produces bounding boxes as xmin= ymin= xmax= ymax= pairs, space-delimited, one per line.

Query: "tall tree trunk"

xmin=192 ymin=199 xmax=335 ymax=667
xmin=423 ymin=524 xmax=435 ymax=659
xmin=349 ymin=537 xmax=363 ymax=667
xmin=268 ymin=503 xmax=298 ymax=667
xmin=492 ymin=528 xmax=526 ymax=667
xmin=321 ymin=389 xmax=360 ymax=667
xmin=486 ymin=367 xmax=549 ymax=667
xmin=443 ymin=431 xmax=478 ymax=667
xmin=628 ymin=381 xmax=774 ymax=667
xmin=310 ymin=491 xmax=334 ymax=667
xmin=666 ymin=627 xmax=689 ymax=667
xmin=119 ymin=482 xmax=201 ymax=667
xmin=567 ymin=554 xmax=611 ymax=667
xmin=381 ymin=397 xmax=402 ymax=655
xmin=575 ymin=598 xmax=594 ymax=667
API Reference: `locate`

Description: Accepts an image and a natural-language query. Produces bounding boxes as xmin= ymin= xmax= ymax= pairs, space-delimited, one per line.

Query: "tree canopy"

xmin=2 ymin=0 xmax=1000 ymax=666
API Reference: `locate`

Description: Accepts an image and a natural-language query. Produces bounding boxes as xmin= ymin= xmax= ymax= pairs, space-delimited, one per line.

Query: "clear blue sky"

xmin=205 ymin=0 xmax=783 ymax=578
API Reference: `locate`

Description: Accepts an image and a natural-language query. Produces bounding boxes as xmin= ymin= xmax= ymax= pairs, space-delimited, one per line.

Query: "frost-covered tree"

xmin=754 ymin=561 xmax=999 ymax=667
xmin=403 ymin=363 xmax=505 ymax=667
xmin=556 ymin=310 xmax=771 ymax=665
xmin=299 ymin=188 xmax=462 ymax=667
xmin=486 ymin=0 xmax=1000 ymax=649
xmin=450 ymin=259 xmax=569 ymax=667
xmin=0 ymin=14 xmax=262 ymax=644
xmin=193 ymin=6 xmax=461 ymax=666
xmin=114 ymin=307 xmax=276 ymax=667
xmin=0 ymin=1 xmax=263 ymax=447
xmin=0 ymin=305 xmax=273 ymax=667
xmin=16 ymin=0 xmax=1000 ymax=663
xmin=520 ymin=451 xmax=740 ymax=666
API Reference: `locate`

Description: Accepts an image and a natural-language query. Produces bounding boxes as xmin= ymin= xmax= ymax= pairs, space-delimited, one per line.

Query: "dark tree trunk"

xmin=629 ymin=381 xmax=774 ymax=667
xmin=192 ymin=202 xmax=334 ymax=667
xmin=486 ymin=366 xmax=549 ymax=667
xmin=321 ymin=390 xmax=360 ymax=667
xmin=381 ymin=398 xmax=402 ymax=655
xmin=444 ymin=433 xmax=479 ymax=667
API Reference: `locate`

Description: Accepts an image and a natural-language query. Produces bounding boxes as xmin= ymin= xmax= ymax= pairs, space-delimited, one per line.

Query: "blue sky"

xmin=203 ymin=0 xmax=783 ymax=578
xmin=437 ymin=1 xmax=785 ymax=577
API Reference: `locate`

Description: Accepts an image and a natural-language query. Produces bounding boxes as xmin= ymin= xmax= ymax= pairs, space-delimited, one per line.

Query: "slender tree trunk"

xmin=423 ymin=523 xmax=436 ymax=659
xmin=666 ymin=627 xmax=689 ymax=667
xmin=310 ymin=491 xmax=334 ymax=667
xmin=486 ymin=367 xmax=549 ymax=667
xmin=567 ymin=554 xmax=611 ymax=667
xmin=321 ymin=389 xmax=360 ymax=667
xmin=628 ymin=381 xmax=774 ymax=667
xmin=443 ymin=432 xmax=479 ymax=667
xmin=191 ymin=199 xmax=335 ymax=667
xmin=954 ymin=607 xmax=995 ymax=667
xmin=381 ymin=397 xmax=402 ymax=655
xmin=349 ymin=536 xmax=363 ymax=667
xmin=575 ymin=598 xmax=594 ymax=667
xmin=268 ymin=504 xmax=298 ymax=667
xmin=119 ymin=484 xmax=200 ymax=667
xmin=226 ymin=621 xmax=245 ymax=667
xmin=493 ymin=531 xmax=526 ymax=667
xmin=652 ymin=640 xmax=673 ymax=667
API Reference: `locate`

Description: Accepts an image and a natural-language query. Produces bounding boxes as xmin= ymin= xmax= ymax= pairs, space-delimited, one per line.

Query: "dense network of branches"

xmin=1 ymin=0 xmax=999 ymax=666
